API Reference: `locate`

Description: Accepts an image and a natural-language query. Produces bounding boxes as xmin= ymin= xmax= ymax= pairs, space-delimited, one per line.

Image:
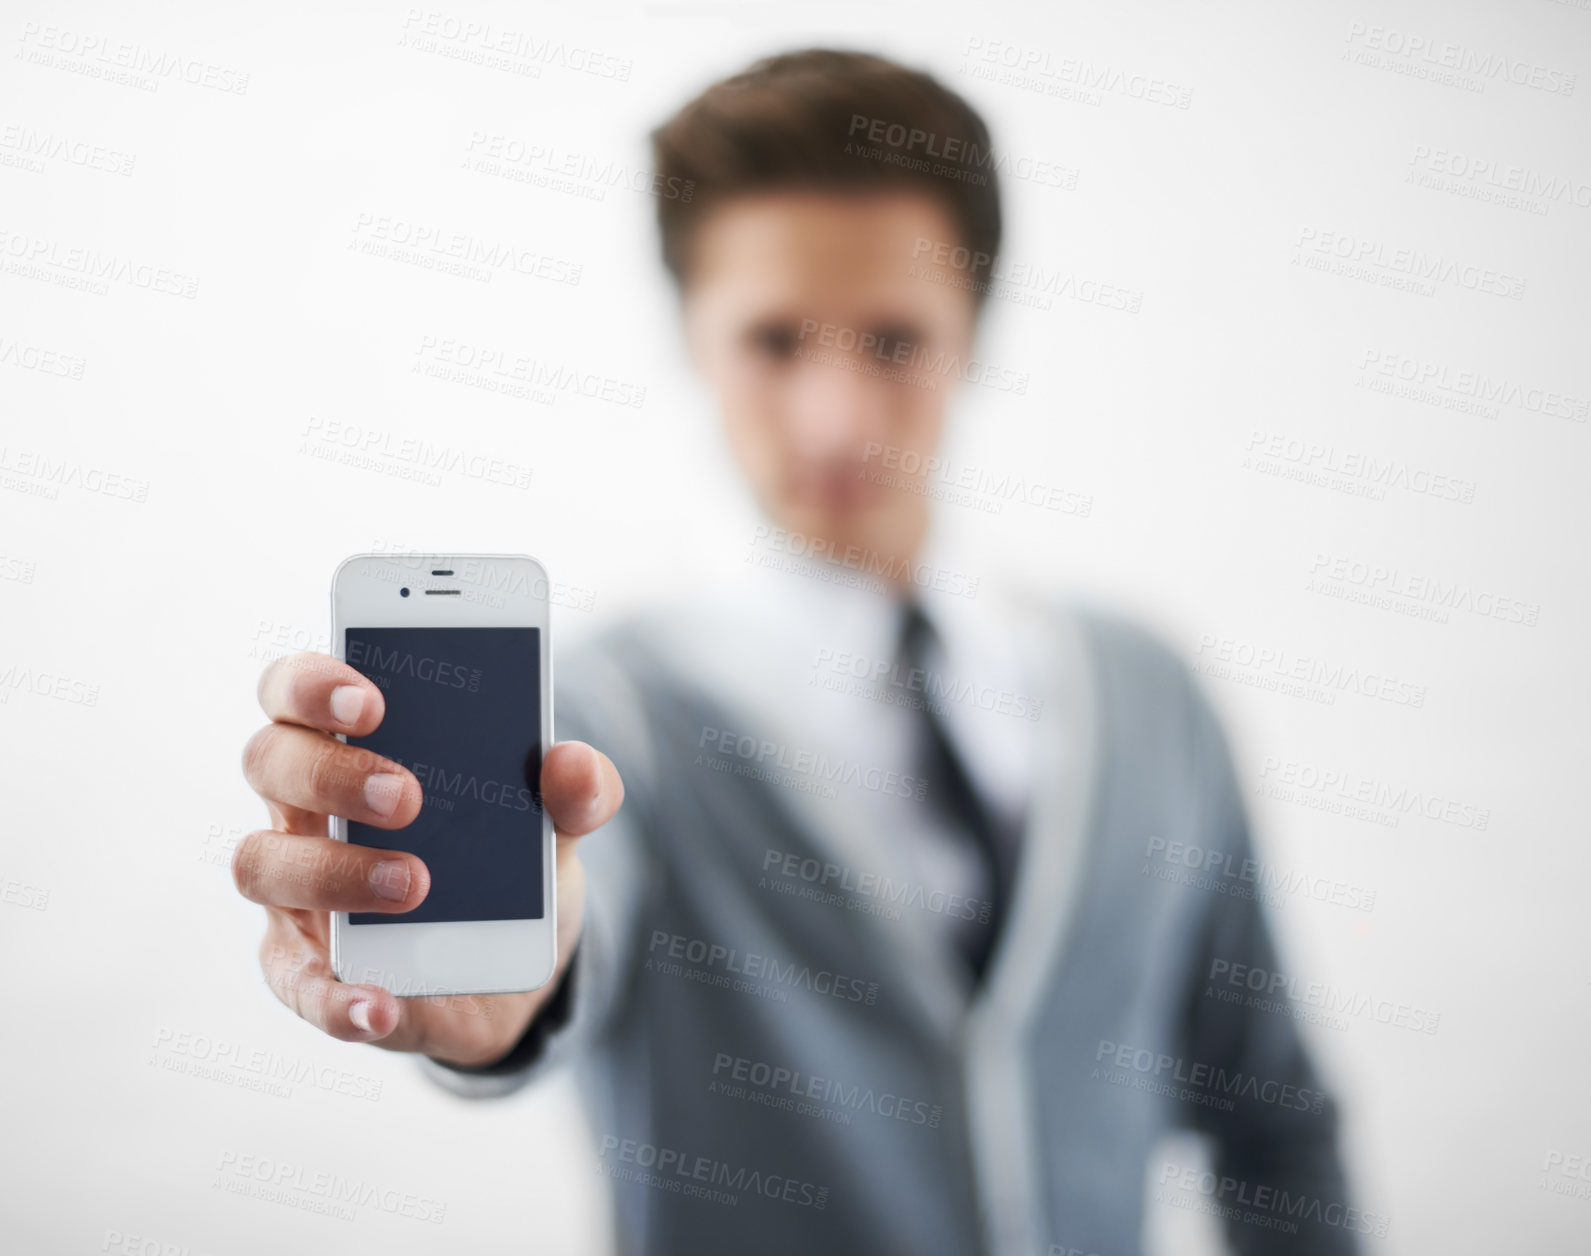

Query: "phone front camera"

xmin=400 ymin=587 xmax=410 ymax=598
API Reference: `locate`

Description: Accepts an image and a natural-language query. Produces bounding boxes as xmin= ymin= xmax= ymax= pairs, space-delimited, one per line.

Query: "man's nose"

xmin=785 ymin=356 xmax=885 ymax=458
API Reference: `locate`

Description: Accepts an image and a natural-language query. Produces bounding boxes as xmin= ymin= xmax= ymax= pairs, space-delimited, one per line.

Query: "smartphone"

xmin=329 ymin=552 xmax=556 ymax=996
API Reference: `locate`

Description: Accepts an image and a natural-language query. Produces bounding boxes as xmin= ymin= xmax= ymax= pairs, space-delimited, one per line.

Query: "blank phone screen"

xmin=342 ymin=626 xmax=544 ymax=925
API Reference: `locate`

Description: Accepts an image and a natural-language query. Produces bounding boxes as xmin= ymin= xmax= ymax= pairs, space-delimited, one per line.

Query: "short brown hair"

xmin=650 ymin=48 xmax=1002 ymax=301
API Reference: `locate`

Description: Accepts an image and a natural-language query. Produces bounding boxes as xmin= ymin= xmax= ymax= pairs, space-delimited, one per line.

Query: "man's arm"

xmin=1176 ymin=669 xmax=1370 ymax=1255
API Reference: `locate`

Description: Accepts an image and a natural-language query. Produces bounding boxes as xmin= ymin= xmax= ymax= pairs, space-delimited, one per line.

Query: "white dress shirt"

xmin=636 ymin=516 xmax=1046 ymax=961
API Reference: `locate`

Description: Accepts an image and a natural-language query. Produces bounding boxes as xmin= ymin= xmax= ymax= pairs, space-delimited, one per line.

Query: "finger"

xmin=259 ymin=922 xmax=535 ymax=1062
xmin=541 ymin=740 xmax=624 ymax=841
xmin=258 ymin=651 xmax=387 ymax=736
xmin=368 ymin=990 xmax=538 ymax=1066
xmin=241 ymin=722 xmax=421 ymax=828
xmin=233 ymin=829 xmax=430 ymax=913
xmin=259 ymin=925 xmax=401 ymax=1043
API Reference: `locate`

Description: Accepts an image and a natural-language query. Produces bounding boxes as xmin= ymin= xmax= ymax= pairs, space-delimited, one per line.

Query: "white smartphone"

xmin=329 ymin=552 xmax=556 ymax=996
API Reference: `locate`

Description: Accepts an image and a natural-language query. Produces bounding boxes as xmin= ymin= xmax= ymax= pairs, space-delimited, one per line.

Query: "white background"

xmin=2 ymin=0 xmax=1588 ymax=1252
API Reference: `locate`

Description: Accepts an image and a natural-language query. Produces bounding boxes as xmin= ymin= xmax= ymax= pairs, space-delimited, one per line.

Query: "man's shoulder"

xmin=556 ymin=596 xmax=711 ymax=703
xmin=1031 ymin=594 xmax=1237 ymax=783
xmin=552 ymin=595 xmax=741 ymax=778
xmin=1038 ymin=593 xmax=1197 ymax=700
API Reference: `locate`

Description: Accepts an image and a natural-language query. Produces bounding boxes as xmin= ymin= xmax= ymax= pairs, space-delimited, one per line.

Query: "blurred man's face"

xmin=681 ymin=192 xmax=978 ymax=565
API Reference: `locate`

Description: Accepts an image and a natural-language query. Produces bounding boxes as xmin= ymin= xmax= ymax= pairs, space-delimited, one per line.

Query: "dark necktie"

xmin=894 ymin=599 xmax=1016 ymax=981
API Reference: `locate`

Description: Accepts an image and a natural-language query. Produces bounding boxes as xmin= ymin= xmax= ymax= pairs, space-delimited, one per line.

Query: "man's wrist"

xmin=427 ymin=945 xmax=581 ymax=1076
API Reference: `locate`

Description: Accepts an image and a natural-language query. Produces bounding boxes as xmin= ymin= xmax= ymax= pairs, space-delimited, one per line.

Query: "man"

xmin=235 ymin=49 xmax=1360 ymax=1255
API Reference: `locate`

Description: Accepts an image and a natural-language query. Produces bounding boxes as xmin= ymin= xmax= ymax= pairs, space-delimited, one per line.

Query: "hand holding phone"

xmin=232 ymin=554 xmax=624 ymax=1066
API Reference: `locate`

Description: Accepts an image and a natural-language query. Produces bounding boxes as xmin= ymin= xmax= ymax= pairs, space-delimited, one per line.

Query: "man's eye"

xmin=873 ymin=325 xmax=918 ymax=358
xmin=751 ymin=325 xmax=798 ymax=359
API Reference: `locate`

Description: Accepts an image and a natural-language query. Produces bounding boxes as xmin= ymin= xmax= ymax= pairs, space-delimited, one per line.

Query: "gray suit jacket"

xmin=423 ymin=596 xmax=1363 ymax=1256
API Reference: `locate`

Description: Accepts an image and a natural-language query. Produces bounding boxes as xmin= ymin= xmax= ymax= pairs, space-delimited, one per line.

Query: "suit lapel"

xmin=963 ymin=596 xmax=1103 ymax=1256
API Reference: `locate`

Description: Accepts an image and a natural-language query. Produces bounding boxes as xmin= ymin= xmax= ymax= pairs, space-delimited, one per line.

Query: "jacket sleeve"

xmin=419 ymin=640 xmax=661 ymax=1100
xmin=1174 ymin=666 xmax=1375 ymax=1254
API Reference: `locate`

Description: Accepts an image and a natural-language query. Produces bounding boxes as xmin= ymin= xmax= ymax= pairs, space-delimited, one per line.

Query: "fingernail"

xmin=348 ymin=1000 xmax=372 ymax=1033
xmin=364 ymin=773 xmax=404 ymax=817
xmin=369 ymin=860 xmax=410 ymax=902
xmin=330 ymin=685 xmax=365 ymax=726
